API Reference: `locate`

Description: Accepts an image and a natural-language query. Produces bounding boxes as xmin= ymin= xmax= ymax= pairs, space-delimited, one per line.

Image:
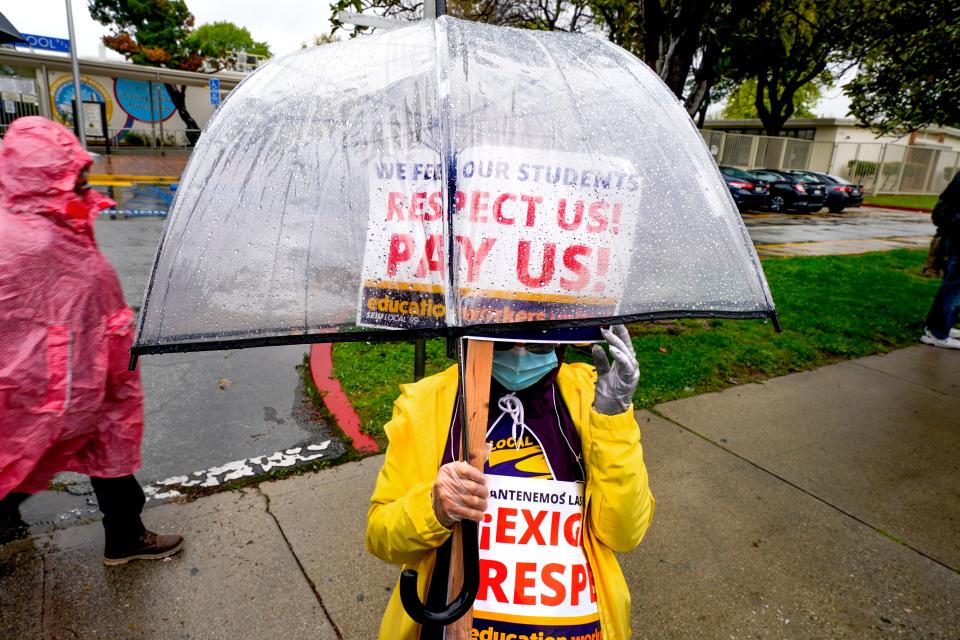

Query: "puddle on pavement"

xmin=93 ymin=183 xmax=175 ymax=216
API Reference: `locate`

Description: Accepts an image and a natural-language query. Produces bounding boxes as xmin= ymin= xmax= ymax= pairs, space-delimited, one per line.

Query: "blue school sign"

xmin=18 ymin=33 xmax=71 ymax=53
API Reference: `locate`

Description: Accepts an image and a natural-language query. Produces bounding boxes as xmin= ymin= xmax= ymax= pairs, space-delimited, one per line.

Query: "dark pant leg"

xmin=0 ymin=492 xmax=30 ymax=542
xmin=0 ymin=492 xmax=29 ymax=514
xmin=0 ymin=492 xmax=29 ymax=523
xmin=925 ymin=253 xmax=960 ymax=339
xmin=90 ymin=475 xmax=146 ymax=552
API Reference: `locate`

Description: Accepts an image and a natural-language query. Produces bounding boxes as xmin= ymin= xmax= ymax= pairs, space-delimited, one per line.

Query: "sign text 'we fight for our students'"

xmin=357 ymin=147 xmax=640 ymax=330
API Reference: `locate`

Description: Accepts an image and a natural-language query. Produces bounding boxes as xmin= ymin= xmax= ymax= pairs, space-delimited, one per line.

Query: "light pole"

xmin=64 ymin=0 xmax=86 ymax=147
xmin=337 ymin=0 xmax=445 ymax=382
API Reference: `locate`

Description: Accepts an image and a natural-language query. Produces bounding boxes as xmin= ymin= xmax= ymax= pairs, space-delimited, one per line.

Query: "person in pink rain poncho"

xmin=0 ymin=117 xmax=183 ymax=564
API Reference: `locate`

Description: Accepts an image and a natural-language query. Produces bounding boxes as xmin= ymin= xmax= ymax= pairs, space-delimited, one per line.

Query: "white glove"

xmin=432 ymin=461 xmax=488 ymax=528
xmin=591 ymin=325 xmax=640 ymax=415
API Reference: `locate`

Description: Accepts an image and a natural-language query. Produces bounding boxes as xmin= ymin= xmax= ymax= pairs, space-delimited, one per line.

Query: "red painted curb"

xmin=864 ymin=203 xmax=933 ymax=213
xmin=309 ymin=344 xmax=380 ymax=453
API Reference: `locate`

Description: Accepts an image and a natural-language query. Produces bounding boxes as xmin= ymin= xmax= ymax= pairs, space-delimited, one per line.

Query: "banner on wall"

xmin=0 ymin=77 xmax=37 ymax=96
xmin=357 ymin=146 xmax=641 ymax=330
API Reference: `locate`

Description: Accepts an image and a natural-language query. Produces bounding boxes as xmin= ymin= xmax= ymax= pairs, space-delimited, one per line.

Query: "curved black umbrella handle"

xmin=399 ymin=519 xmax=480 ymax=626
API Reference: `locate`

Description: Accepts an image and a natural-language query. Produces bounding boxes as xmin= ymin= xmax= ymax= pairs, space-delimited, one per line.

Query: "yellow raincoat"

xmin=367 ymin=362 xmax=655 ymax=639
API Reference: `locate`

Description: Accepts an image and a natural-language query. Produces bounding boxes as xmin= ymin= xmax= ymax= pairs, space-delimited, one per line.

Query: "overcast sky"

xmin=5 ymin=0 xmax=336 ymax=60
xmin=6 ymin=1 xmax=851 ymax=118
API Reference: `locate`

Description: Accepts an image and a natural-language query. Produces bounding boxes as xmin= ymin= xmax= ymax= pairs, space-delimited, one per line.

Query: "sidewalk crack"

xmin=40 ymin=553 xmax=46 ymax=635
xmin=255 ymin=486 xmax=343 ymax=639
xmin=850 ymin=360 xmax=957 ymax=397
xmin=648 ymin=408 xmax=959 ymax=576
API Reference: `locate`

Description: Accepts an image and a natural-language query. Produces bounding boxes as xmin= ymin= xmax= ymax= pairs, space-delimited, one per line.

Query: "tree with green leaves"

xmin=721 ymin=77 xmax=823 ymax=120
xmin=89 ymin=0 xmax=268 ymax=144
xmin=330 ymin=0 xmax=594 ymax=33
xmin=590 ymin=0 xmax=762 ymax=120
xmin=330 ymin=0 xmax=760 ymax=121
xmin=845 ymin=0 xmax=959 ymax=135
xmin=189 ymin=22 xmax=271 ymax=70
xmin=89 ymin=0 xmax=202 ymax=141
xmin=725 ymin=0 xmax=877 ymax=136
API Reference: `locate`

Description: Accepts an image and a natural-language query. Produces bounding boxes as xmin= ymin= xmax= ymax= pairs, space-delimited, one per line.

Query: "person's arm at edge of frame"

xmin=366 ymin=386 xmax=453 ymax=566
xmin=581 ymin=327 xmax=655 ymax=553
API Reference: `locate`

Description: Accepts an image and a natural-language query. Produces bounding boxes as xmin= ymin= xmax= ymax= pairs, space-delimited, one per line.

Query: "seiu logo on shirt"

xmin=487 ymin=435 xmax=551 ymax=479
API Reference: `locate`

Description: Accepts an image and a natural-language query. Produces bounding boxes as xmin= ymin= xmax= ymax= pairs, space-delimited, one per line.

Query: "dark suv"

xmin=750 ymin=169 xmax=827 ymax=213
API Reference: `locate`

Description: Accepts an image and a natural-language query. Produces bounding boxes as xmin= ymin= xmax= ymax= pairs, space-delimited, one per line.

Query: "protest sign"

xmin=471 ymin=475 xmax=601 ymax=639
xmin=357 ymin=148 xmax=447 ymax=329
xmin=357 ymin=146 xmax=640 ymax=330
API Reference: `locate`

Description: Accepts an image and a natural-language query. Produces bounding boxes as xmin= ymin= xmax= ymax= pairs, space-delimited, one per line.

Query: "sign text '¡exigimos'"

xmin=478 ymin=507 xmax=597 ymax=608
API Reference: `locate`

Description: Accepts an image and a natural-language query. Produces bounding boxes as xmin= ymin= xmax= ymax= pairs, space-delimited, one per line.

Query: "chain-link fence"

xmin=701 ymin=130 xmax=960 ymax=195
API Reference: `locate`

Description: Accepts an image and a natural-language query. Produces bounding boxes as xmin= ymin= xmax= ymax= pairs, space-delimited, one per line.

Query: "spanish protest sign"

xmin=357 ymin=146 xmax=640 ymax=330
xmin=471 ymin=475 xmax=601 ymax=640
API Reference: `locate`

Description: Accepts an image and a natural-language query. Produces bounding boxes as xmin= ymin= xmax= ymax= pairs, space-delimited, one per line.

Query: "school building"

xmin=0 ymin=46 xmax=245 ymax=148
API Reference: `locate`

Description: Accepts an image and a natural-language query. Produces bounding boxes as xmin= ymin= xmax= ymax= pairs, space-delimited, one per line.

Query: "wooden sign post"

xmin=446 ymin=338 xmax=493 ymax=638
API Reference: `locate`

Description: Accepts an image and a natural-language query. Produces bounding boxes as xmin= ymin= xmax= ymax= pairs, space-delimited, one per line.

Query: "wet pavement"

xmin=100 ymin=183 xmax=178 ymax=217
xmin=745 ymin=208 xmax=935 ymax=256
xmin=91 ymin=182 xmax=938 ymax=257
xmin=4 ymin=346 xmax=957 ymax=639
xmin=17 ymin=215 xmax=347 ymax=535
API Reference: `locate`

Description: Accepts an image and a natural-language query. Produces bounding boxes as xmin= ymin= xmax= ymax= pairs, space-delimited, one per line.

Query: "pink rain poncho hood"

xmin=0 ymin=117 xmax=142 ymax=498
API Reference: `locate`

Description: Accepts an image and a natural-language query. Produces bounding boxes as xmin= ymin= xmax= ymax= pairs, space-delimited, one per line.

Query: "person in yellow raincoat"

xmin=367 ymin=325 xmax=654 ymax=640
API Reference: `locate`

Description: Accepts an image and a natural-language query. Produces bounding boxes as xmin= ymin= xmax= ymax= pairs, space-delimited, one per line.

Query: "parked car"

xmin=718 ymin=165 xmax=770 ymax=212
xmin=786 ymin=170 xmax=864 ymax=213
xmin=751 ymin=168 xmax=827 ymax=213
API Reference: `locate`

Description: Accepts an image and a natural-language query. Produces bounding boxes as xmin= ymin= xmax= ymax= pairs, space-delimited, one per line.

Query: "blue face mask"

xmin=491 ymin=347 xmax=558 ymax=391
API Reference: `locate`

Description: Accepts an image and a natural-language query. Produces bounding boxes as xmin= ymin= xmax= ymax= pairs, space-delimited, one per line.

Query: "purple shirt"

xmin=441 ymin=367 xmax=586 ymax=484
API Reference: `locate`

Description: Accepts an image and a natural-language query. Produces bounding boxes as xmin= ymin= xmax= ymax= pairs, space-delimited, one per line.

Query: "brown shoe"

xmin=103 ymin=530 xmax=184 ymax=566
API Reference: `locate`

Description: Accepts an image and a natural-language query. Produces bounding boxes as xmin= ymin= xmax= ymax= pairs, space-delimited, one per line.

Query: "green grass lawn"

xmin=863 ymin=194 xmax=937 ymax=210
xmin=332 ymin=250 xmax=941 ymax=443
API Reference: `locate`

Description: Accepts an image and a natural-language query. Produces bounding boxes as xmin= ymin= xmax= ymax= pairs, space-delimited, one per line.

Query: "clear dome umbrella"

xmin=131 ymin=14 xmax=778 ymax=631
xmin=133 ymin=17 xmax=775 ymax=358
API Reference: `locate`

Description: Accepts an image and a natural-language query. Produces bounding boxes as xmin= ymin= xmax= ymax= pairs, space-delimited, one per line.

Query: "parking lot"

xmin=745 ymin=207 xmax=935 ymax=256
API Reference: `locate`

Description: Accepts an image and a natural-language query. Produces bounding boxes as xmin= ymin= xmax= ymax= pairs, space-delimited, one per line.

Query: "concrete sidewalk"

xmin=2 ymin=346 xmax=958 ymax=639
